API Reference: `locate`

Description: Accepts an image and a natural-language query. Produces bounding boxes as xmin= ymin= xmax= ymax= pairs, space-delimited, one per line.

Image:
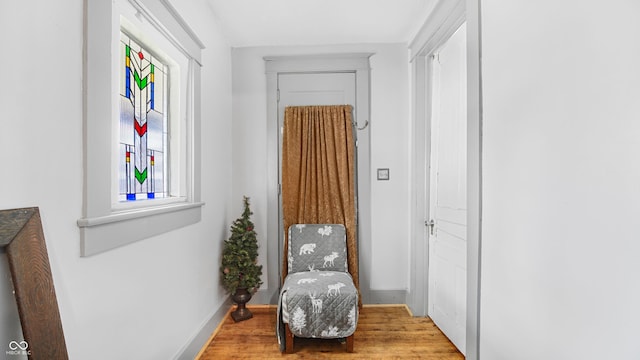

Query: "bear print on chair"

xmin=299 ymin=243 xmax=316 ymax=255
xmin=288 ymin=224 xmax=349 ymax=274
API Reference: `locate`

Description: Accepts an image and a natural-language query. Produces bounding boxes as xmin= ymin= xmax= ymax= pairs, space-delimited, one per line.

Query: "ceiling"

xmin=207 ymin=0 xmax=438 ymax=47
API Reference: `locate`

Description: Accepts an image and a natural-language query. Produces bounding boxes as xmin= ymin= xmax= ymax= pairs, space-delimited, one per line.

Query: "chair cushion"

xmin=280 ymin=271 xmax=358 ymax=339
xmin=288 ymin=224 xmax=348 ymax=274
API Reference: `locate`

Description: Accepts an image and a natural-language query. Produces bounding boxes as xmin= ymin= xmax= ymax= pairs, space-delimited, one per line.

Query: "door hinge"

xmin=278 ymin=183 xmax=282 ymax=195
xmin=277 ymin=88 xmax=280 ymax=102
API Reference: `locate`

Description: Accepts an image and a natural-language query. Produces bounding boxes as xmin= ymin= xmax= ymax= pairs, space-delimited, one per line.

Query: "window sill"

xmin=78 ymin=201 xmax=204 ymax=256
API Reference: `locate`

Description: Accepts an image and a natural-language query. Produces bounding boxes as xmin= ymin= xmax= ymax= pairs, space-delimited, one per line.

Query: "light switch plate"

xmin=377 ymin=168 xmax=390 ymax=181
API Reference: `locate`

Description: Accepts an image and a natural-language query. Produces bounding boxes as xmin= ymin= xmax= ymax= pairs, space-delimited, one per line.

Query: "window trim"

xmin=79 ymin=0 xmax=204 ymax=256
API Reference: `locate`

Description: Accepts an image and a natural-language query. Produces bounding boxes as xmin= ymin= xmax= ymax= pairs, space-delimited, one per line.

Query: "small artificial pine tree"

xmin=220 ymin=196 xmax=263 ymax=295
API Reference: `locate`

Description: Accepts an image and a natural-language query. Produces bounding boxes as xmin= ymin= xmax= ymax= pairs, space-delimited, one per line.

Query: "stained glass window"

xmin=119 ymin=32 xmax=168 ymax=201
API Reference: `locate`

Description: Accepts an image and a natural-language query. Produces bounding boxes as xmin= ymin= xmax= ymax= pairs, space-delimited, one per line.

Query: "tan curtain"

xmin=282 ymin=105 xmax=359 ymax=296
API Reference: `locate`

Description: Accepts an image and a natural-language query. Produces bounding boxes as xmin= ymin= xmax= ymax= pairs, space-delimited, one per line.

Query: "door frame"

xmin=264 ymin=54 xmax=373 ymax=304
xmin=408 ymin=0 xmax=482 ymax=359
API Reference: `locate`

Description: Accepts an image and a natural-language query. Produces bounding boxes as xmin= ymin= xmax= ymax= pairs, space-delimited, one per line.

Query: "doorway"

xmin=264 ymin=54 xmax=372 ymax=303
xmin=277 ymin=73 xmax=357 ymax=287
xmin=409 ymin=0 xmax=481 ymax=358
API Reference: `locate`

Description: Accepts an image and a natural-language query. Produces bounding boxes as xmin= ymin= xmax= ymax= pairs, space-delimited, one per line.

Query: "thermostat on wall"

xmin=377 ymin=168 xmax=390 ymax=181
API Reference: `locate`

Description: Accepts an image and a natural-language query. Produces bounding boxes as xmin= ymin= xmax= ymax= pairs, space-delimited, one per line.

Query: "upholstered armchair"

xmin=277 ymin=224 xmax=359 ymax=353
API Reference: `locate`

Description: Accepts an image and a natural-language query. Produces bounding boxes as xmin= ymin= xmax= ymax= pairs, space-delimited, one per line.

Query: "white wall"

xmin=479 ymin=1 xmax=640 ymax=359
xmin=231 ymin=43 xmax=411 ymax=295
xmin=0 ymin=0 xmax=232 ymax=358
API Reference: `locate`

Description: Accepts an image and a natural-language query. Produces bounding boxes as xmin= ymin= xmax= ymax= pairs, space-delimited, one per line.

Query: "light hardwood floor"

xmin=197 ymin=305 xmax=464 ymax=359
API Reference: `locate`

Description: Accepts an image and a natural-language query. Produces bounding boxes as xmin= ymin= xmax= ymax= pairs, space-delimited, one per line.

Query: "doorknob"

xmin=425 ymin=219 xmax=435 ymax=235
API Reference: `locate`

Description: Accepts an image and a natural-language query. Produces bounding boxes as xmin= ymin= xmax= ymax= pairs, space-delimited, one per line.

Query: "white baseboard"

xmin=367 ymin=290 xmax=408 ymax=304
xmin=173 ymin=299 xmax=232 ymax=360
xmin=250 ymin=287 xmax=279 ymax=304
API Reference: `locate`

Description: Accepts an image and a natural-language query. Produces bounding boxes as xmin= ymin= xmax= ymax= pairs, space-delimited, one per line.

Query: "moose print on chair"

xmin=323 ymin=252 xmax=339 ymax=268
xmin=327 ymin=282 xmax=346 ymax=296
xmin=278 ymin=224 xmax=358 ymax=354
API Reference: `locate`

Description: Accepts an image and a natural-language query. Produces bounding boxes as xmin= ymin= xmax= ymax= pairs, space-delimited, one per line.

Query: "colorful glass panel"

xmin=119 ymin=32 xmax=168 ymax=201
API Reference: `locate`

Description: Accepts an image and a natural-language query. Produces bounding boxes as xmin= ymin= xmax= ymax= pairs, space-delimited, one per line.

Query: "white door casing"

xmin=427 ymin=23 xmax=467 ymax=354
xmin=408 ymin=1 xmax=481 ymax=358
xmin=264 ymin=55 xmax=372 ymax=304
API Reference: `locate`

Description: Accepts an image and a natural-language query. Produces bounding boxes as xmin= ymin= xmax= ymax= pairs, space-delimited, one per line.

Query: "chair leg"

xmin=285 ymin=324 xmax=294 ymax=353
xmin=346 ymin=334 xmax=354 ymax=353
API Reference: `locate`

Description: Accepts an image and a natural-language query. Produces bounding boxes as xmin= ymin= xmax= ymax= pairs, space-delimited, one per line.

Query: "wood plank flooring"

xmin=197 ymin=305 xmax=464 ymax=359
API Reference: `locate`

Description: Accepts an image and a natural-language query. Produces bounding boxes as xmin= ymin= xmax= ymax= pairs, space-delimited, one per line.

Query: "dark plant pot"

xmin=231 ymin=287 xmax=253 ymax=322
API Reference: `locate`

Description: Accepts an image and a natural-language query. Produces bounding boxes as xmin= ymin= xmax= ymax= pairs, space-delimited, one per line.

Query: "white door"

xmin=277 ymin=72 xmax=358 ymax=272
xmin=427 ymin=23 xmax=467 ymax=354
xmin=278 ymin=72 xmax=356 ymax=126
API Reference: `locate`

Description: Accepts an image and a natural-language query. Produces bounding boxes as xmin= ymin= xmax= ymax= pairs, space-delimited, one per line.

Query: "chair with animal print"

xmin=277 ymin=224 xmax=358 ymax=353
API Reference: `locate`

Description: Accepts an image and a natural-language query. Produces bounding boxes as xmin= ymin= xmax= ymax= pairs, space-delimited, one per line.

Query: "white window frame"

xmin=78 ymin=0 xmax=205 ymax=256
